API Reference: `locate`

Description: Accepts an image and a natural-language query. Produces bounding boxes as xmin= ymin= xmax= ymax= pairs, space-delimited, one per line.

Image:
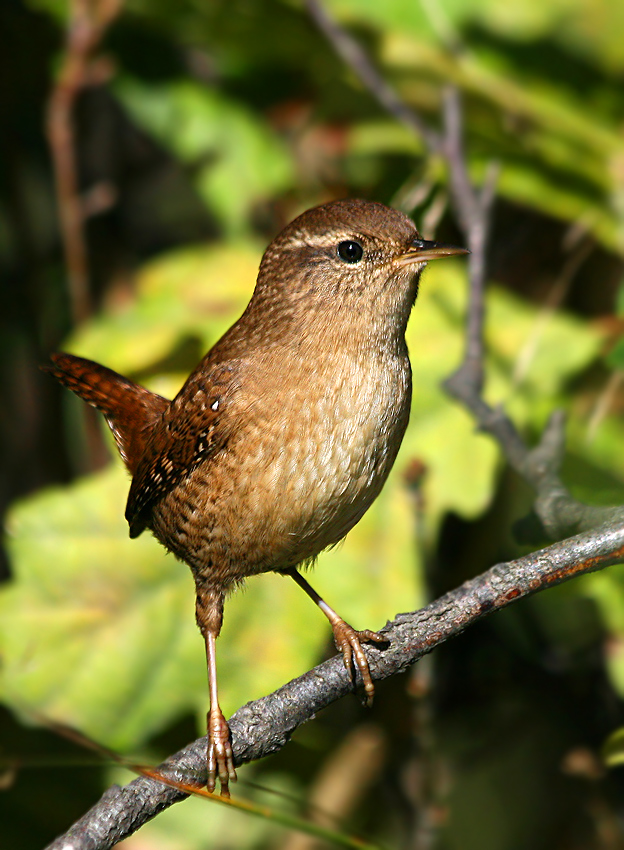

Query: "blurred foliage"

xmin=1 ymin=0 xmax=624 ymax=848
xmin=115 ymin=79 xmax=295 ymax=235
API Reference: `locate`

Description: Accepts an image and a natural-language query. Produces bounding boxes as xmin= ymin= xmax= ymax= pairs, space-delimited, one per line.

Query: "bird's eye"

xmin=337 ymin=240 xmax=364 ymax=264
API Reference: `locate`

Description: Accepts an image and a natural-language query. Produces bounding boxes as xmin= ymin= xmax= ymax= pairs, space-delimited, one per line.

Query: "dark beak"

xmin=398 ymin=237 xmax=470 ymax=265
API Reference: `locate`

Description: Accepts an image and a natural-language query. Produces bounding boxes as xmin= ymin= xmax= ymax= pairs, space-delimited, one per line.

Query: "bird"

xmin=45 ymin=198 xmax=468 ymax=796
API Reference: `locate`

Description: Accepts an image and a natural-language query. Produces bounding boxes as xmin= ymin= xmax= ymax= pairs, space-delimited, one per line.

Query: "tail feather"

xmin=44 ymin=352 xmax=169 ymax=475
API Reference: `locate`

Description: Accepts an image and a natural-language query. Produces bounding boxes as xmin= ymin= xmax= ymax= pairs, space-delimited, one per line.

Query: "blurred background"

xmin=2 ymin=0 xmax=624 ymax=847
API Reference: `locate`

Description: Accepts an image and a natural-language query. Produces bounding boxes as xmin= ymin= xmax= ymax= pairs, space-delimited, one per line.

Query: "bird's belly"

xmin=153 ymin=358 xmax=411 ymax=585
xmin=229 ymin=360 xmax=410 ymax=573
xmin=264 ymin=402 xmax=401 ymax=556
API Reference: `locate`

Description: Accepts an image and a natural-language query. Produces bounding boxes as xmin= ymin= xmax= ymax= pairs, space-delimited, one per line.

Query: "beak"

xmin=397 ymin=237 xmax=470 ymax=266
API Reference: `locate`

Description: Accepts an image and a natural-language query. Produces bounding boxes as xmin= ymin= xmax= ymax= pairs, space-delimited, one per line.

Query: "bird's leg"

xmin=195 ymin=585 xmax=236 ymax=796
xmin=287 ymin=569 xmax=387 ymax=707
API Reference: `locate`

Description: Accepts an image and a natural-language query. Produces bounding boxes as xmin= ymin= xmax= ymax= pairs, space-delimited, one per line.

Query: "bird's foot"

xmin=207 ymin=708 xmax=237 ymax=797
xmin=331 ymin=620 xmax=388 ymax=707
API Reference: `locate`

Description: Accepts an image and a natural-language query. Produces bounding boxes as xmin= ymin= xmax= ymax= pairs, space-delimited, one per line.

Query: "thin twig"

xmin=305 ymin=0 xmax=442 ymax=155
xmin=45 ymin=520 xmax=624 ymax=850
xmin=442 ymin=88 xmax=499 ymax=397
xmin=437 ymin=92 xmax=581 ymax=528
xmin=587 ymin=369 xmax=624 ymax=442
xmin=46 ymin=0 xmax=122 ymax=325
xmin=441 ymin=87 xmax=477 ymax=230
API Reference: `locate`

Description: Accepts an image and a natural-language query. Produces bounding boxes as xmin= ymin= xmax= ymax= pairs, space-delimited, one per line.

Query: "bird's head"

xmin=249 ymin=198 xmax=468 ymax=346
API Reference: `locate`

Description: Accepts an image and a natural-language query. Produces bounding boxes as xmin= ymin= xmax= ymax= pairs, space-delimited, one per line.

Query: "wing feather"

xmin=125 ymin=362 xmax=241 ymax=537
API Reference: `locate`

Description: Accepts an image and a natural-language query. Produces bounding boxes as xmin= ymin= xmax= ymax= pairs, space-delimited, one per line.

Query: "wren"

xmin=45 ymin=198 xmax=467 ymax=796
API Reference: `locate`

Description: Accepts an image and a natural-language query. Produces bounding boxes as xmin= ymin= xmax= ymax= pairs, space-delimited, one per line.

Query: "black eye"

xmin=337 ymin=240 xmax=364 ymax=264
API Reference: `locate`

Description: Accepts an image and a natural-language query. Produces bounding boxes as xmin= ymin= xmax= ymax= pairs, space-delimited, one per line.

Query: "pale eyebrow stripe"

xmin=283 ymin=232 xmax=370 ymax=250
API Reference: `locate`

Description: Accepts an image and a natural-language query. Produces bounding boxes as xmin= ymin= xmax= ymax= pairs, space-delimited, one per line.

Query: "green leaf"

xmin=606 ymin=337 xmax=624 ymax=371
xmin=113 ymin=78 xmax=294 ymax=234
xmin=0 ymin=467 xmax=203 ymax=748
xmin=65 ymin=241 xmax=262 ymax=379
xmin=0 ymin=465 xmax=336 ymax=744
xmin=602 ymin=727 xmax=624 ymax=768
xmin=402 ymin=261 xmax=603 ymax=530
xmin=330 ymin=3 xmax=624 ymax=250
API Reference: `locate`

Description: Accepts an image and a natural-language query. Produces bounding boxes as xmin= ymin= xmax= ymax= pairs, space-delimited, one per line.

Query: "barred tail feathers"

xmin=44 ymin=352 xmax=169 ymax=475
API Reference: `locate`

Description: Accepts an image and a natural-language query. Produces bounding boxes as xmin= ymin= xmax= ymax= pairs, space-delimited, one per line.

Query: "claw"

xmin=331 ymin=621 xmax=387 ymax=707
xmin=207 ymin=707 xmax=237 ymax=797
xmin=286 ymin=570 xmax=389 ymax=708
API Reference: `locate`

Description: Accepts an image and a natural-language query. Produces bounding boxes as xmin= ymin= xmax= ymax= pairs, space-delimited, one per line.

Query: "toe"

xmin=331 ymin=620 xmax=379 ymax=706
xmin=207 ymin=709 xmax=237 ymax=796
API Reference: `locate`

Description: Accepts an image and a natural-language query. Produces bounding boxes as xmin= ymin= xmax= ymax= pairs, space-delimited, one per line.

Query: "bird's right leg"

xmin=287 ymin=569 xmax=387 ymax=707
xmin=195 ymin=584 xmax=236 ymax=797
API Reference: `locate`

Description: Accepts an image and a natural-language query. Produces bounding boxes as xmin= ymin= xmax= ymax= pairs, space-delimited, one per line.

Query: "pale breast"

xmin=152 ymin=349 xmax=411 ymax=584
xmin=222 ymin=350 xmax=411 ymax=574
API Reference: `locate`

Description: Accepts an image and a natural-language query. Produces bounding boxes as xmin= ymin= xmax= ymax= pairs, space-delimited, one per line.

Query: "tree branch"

xmin=305 ymin=0 xmax=442 ymax=155
xmin=45 ymin=520 xmax=624 ymax=850
xmin=46 ymin=0 xmax=122 ymax=325
xmin=441 ymin=95 xmax=622 ymax=536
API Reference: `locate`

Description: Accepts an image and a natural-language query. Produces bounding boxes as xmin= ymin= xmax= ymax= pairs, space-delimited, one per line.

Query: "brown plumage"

xmin=45 ymin=198 xmax=467 ymax=795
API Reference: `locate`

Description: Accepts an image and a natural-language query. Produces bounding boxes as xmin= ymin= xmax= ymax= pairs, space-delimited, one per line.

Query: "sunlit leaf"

xmin=0 ymin=465 xmax=339 ymax=745
xmin=66 ymin=242 xmax=262 ymax=380
xmin=114 ymin=78 xmax=294 ymax=234
xmin=602 ymin=727 xmax=624 ymax=768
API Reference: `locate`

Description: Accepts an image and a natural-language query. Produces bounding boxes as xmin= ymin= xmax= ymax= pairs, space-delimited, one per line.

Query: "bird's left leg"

xmin=195 ymin=584 xmax=236 ymax=796
xmin=286 ymin=568 xmax=387 ymax=706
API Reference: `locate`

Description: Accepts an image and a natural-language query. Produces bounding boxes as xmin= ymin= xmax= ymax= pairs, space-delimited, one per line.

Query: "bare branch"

xmin=442 ymin=88 xmax=499 ymax=397
xmin=46 ymin=0 xmax=122 ymax=325
xmin=305 ymin=0 xmax=442 ymax=154
xmin=46 ymin=520 xmax=624 ymax=850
